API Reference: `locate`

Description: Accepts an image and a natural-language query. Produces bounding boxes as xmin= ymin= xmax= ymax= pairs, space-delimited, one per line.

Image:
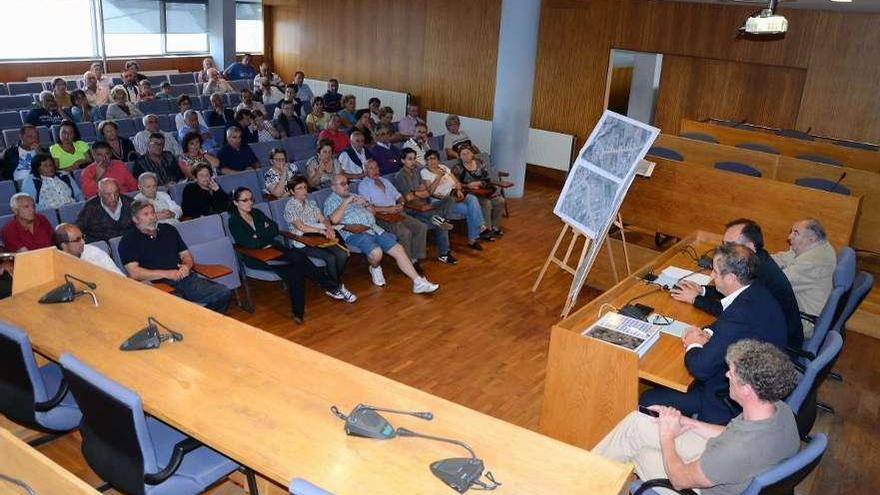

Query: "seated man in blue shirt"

xmin=217 ymin=126 xmax=259 ymax=175
xmin=119 ymin=200 xmax=231 ymax=313
xmin=223 ymin=53 xmax=257 ymax=81
xmin=26 ymin=91 xmax=68 ymax=127
xmin=324 ymin=174 xmax=438 ymax=294
xmin=322 ymin=78 xmax=342 ymax=113
xmin=177 ymin=110 xmax=216 ymax=151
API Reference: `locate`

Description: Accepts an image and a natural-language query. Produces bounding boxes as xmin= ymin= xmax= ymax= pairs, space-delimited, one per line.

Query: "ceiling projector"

xmin=739 ymin=0 xmax=788 ymax=35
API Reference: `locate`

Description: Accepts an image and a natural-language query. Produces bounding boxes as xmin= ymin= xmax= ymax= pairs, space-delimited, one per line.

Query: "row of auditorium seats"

xmin=709 ymin=119 xmax=879 ymax=151
xmin=0 ymin=72 xmax=246 ymax=96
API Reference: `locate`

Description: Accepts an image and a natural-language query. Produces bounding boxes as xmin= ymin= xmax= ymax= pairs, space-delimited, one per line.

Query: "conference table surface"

xmin=1 ymin=249 xmax=631 ymax=495
xmin=0 ymin=427 xmax=100 ymax=494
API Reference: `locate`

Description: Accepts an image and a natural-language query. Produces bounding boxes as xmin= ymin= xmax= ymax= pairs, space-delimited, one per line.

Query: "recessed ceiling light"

xmin=829 ymin=0 xmax=853 ymax=3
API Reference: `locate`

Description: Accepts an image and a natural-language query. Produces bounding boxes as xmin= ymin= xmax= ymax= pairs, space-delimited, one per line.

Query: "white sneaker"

xmin=340 ymin=285 xmax=357 ymax=303
xmin=369 ymin=265 xmax=386 ymax=286
xmin=413 ymin=277 xmax=439 ymax=294
xmin=325 ymin=289 xmax=346 ymax=300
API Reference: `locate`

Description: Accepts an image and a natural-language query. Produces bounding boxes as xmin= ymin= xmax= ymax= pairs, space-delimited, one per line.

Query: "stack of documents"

xmin=655 ymin=266 xmax=712 ymax=289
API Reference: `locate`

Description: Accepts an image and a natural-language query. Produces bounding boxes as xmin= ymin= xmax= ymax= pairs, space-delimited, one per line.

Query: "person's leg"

xmin=298 ymin=245 xmax=340 ymax=285
xmin=386 ymin=244 xmax=420 ymax=281
xmin=272 ymin=261 xmax=305 ymax=319
xmin=451 ymin=196 xmax=485 ymax=242
xmin=477 ymin=196 xmax=493 ymax=230
xmin=490 ymin=195 xmax=505 ymax=231
xmin=639 ymin=387 xmax=703 ymax=419
xmin=172 ymin=273 xmax=232 ymax=313
xmin=282 ymin=247 xmax=337 ymax=291
xmin=411 ymin=210 xmax=450 ymax=258
xmin=403 ymin=214 xmax=427 ymax=260
xmin=383 ymin=220 xmax=415 ymax=261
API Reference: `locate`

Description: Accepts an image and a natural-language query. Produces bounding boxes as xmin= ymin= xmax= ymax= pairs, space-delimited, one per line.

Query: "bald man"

xmin=53 ymin=223 xmax=123 ymax=275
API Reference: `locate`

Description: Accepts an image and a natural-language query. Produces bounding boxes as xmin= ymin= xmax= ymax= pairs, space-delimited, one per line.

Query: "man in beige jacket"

xmin=772 ymin=218 xmax=837 ymax=338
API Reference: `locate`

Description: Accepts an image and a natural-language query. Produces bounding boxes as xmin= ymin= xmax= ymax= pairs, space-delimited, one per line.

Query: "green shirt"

xmin=227 ymin=208 xmax=282 ymax=270
xmin=50 ymin=141 xmax=90 ymax=170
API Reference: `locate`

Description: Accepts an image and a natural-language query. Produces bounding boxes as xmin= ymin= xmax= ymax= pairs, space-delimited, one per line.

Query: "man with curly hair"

xmin=595 ymin=339 xmax=800 ymax=495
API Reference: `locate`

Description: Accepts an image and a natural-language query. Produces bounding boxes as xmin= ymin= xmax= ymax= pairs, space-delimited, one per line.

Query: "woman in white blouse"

xmin=263 ymin=148 xmax=300 ymax=200
xmin=133 ymin=172 xmax=182 ymax=224
xmin=20 ymin=152 xmax=82 ymax=209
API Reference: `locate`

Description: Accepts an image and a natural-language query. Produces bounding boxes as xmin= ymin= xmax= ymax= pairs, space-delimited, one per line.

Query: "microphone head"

xmin=39 ymin=282 xmax=75 ymax=304
xmin=415 ymin=411 xmax=433 ymax=420
xmin=395 ymin=427 xmax=416 ymax=437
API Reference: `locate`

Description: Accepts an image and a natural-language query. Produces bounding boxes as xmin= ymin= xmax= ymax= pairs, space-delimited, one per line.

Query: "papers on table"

xmin=655 ymin=265 xmax=712 ymax=289
xmin=647 ymin=313 xmax=692 ymax=338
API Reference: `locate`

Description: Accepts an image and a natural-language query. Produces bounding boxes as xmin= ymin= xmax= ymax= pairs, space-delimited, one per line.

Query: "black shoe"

xmin=468 ymin=242 xmax=483 ymax=251
xmin=438 ymin=252 xmax=458 ymax=265
xmin=479 ymin=229 xmax=497 ymax=241
xmin=491 ymin=228 xmax=504 ymax=237
xmin=293 ymin=316 xmax=304 ymax=325
xmin=413 ymin=261 xmax=425 ymax=275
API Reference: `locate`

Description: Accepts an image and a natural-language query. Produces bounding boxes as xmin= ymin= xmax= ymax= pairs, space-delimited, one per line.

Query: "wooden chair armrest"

xmin=467 ymin=186 xmax=496 ymax=197
xmin=497 ymin=170 xmax=510 ymax=177
xmin=192 ymin=263 xmax=232 ymax=279
xmin=375 ymin=212 xmax=405 ymax=223
xmin=234 ymin=245 xmax=284 ymax=262
xmin=152 ymin=282 xmax=175 ymax=293
xmin=342 ymin=224 xmax=370 ymax=234
xmin=404 ymin=200 xmax=434 ymax=212
xmin=281 ymin=231 xmax=339 ymax=248
xmin=494 ymin=180 xmax=514 ymax=188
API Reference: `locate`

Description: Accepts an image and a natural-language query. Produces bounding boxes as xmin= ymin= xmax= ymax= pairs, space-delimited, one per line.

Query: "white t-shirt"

xmin=14 ymin=147 xmax=37 ymax=182
xmin=81 ymin=244 xmax=124 ymax=276
xmin=420 ymin=165 xmax=455 ymax=198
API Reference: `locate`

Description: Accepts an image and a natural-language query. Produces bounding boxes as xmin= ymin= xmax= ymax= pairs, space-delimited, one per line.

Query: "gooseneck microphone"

xmin=832 ymin=171 xmax=847 ymax=193
xmin=363 ymin=406 xmax=433 ymax=421
xmin=330 ymin=403 xmax=433 ymax=439
xmin=395 ymin=427 xmax=501 ymax=493
xmin=39 ymin=273 xmax=98 ymax=306
xmin=395 ymin=428 xmax=477 ymax=459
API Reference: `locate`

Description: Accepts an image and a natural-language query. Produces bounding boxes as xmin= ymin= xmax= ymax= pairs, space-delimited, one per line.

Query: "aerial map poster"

xmin=553 ymin=111 xmax=659 ymax=238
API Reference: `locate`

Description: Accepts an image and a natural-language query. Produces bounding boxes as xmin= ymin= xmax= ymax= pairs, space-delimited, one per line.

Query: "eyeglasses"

xmin=236 ymin=197 xmax=254 ymax=203
xmin=63 ymin=236 xmax=84 ymax=243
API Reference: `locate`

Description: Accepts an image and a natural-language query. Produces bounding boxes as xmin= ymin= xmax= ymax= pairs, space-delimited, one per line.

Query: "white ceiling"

xmin=667 ymin=0 xmax=880 ymax=13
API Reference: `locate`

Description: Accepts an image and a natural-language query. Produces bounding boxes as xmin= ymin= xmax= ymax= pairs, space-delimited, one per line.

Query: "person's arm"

xmin=120 ymin=164 xmax=139 ymax=193
xmin=327 ymin=197 xmax=352 ymax=225
xmin=80 ymin=166 xmax=98 ymax=199
xmin=164 ymin=192 xmax=183 ymax=220
xmin=656 ymin=407 xmax=716 ymax=491
xmin=306 ymin=162 xmax=321 ymax=189
xmin=693 ymin=291 xmax=724 ymax=316
xmin=267 ymin=170 xmax=287 ymax=199
xmin=306 ymin=116 xmax=318 ymax=134
xmin=124 ymin=261 xmax=180 ymax=282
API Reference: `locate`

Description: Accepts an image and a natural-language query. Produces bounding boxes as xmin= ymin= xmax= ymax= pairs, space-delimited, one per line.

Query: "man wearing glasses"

xmin=133 ymin=133 xmax=184 ymax=188
xmin=53 ymin=223 xmax=123 ymax=275
xmin=133 ymin=114 xmax=182 ymax=157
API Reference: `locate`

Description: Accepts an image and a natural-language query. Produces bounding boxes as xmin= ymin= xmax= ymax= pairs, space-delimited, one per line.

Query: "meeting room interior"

xmin=0 ymin=0 xmax=878 ymax=494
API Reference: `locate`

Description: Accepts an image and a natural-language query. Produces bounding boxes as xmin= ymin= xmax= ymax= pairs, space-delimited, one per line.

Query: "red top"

xmin=1 ymin=214 xmax=53 ymax=252
xmin=318 ymin=128 xmax=350 ymax=154
xmin=80 ymin=160 xmax=139 ymax=199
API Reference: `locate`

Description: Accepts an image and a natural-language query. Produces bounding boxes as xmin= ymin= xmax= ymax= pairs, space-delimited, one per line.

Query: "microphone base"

xmin=430 ymin=457 xmax=485 ymax=493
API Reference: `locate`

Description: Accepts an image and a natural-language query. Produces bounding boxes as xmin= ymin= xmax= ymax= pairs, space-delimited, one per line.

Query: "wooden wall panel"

xmin=797 ymin=12 xmax=880 ymax=143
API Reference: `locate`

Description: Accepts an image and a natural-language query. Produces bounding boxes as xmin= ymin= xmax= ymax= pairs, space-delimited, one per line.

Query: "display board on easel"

xmin=533 ymin=111 xmax=659 ymax=317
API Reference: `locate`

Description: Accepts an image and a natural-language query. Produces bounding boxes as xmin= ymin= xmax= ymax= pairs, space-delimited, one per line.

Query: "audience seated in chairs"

xmin=178 ymin=132 xmax=219 ymax=180
xmin=70 ymin=89 xmax=102 ymax=123
xmin=233 ymin=108 xmax=259 ymax=145
xmin=371 ymin=124 xmax=403 ymax=175
xmin=337 ymin=94 xmax=358 ymax=127
xmin=80 ymin=141 xmax=138 ymax=199
xmin=422 ymin=149 xmax=488 ymax=250
xmin=397 ymin=103 xmax=424 ymax=138
xmin=21 ymin=151 xmax=82 ymax=209
xmin=324 ymin=174 xmax=438 ymax=294
xmin=120 ymin=200 xmax=231 ymax=313
xmin=443 ymin=114 xmax=479 ymax=160
xmin=203 ymin=68 xmax=237 ymax=96
xmin=218 ymin=126 xmax=259 ymax=175
xmin=174 ymin=94 xmax=208 ymax=131
xmin=50 ymin=120 xmax=92 ymax=172
xmin=351 ymin=109 xmax=375 ymax=146
xmin=339 ymin=130 xmax=371 ymax=180
xmin=596 ymin=339 xmax=800 ymax=495
xmin=772 ymin=219 xmax=837 ymax=339
xmin=82 ymin=70 xmax=109 ymax=106
xmin=26 ymin=91 xmax=69 ymax=127
xmin=229 ymin=186 xmax=351 ymax=324
xmin=642 ymin=244 xmax=788 ymax=425
xmin=284 ymin=176 xmax=355 ymax=301
xmin=253 ymin=62 xmax=283 ymax=92
xmin=1 ymin=193 xmax=53 ymax=252
xmin=322 ymin=78 xmax=342 ymax=113
xmin=182 ymin=163 xmax=230 ymax=219
xmin=75 ymin=178 xmax=134 ymax=242
xmin=305 ymin=96 xmax=331 ymax=134
xmin=177 ymin=110 xmax=216 ymax=152
xmin=133 ymin=114 xmax=182 ymax=156
xmin=670 ymin=219 xmax=802 ymax=351
xmin=454 ymin=145 xmax=505 ymax=239
xmin=306 ymin=139 xmax=343 ymax=190
xmin=224 ymin=53 xmax=256 ymax=81
xmin=263 ymin=148 xmax=299 ymax=200
xmin=235 ymin=87 xmax=266 ymax=115
xmin=97 ymin=120 xmax=138 ymax=162
xmin=377 ymin=107 xmax=405 ymax=143
xmin=106 ymin=85 xmax=144 ymax=120
xmin=134 ymin=172 xmax=182 ymax=225
xmin=403 ymin=122 xmax=432 ymax=166
xmin=205 ymin=93 xmax=236 ymax=127
xmin=53 ymin=223 xmax=123 ymax=275
xmin=257 ymin=77 xmax=284 ymax=106
xmin=318 ymin=114 xmax=349 ymax=153
xmin=252 ymin=109 xmax=280 ymax=143
xmin=273 ymin=99 xmax=307 ymax=138
xmin=2 ymin=124 xmax=46 ymax=182
xmin=134 ymin=134 xmax=184 ymax=187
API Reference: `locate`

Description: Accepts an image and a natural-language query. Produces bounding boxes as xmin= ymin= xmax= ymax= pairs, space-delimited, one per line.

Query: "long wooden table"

xmin=0 ymin=428 xmax=99 ymax=494
xmin=539 ymin=231 xmax=719 ymax=449
xmin=1 ymin=248 xmax=631 ymax=495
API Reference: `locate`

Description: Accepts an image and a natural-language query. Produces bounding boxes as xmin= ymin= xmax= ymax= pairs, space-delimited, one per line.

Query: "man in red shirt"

xmin=80 ymin=141 xmax=138 ymax=199
xmin=1 ymin=193 xmax=53 ymax=252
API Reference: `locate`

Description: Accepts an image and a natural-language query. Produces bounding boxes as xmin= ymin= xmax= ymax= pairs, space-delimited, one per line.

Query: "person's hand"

xmin=324 ymin=226 xmax=336 ymax=240
xmin=468 ymin=181 xmax=482 ymax=189
xmin=414 ymin=189 xmax=430 ymax=199
xmin=653 ymin=406 xmax=685 ymax=441
xmin=670 ymin=280 xmax=701 ymax=304
xmin=682 ymin=326 xmax=711 ymax=348
xmin=208 ymin=177 xmax=220 ymax=191
xmin=176 ymin=264 xmax=190 ymax=279
xmin=158 ymin=210 xmax=174 ymax=220
xmin=393 ymin=204 xmax=404 ymax=213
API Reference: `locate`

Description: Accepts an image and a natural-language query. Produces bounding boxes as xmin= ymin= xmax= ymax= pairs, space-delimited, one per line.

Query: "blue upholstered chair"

xmin=138 ymin=99 xmax=172 ymax=117
xmin=794 ymin=154 xmax=841 ymax=166
xmin=249 ymin=139 xmax=282 ymax=167
xmin=832 ymin=140 xmax=878 ymax=151
xmin=115 ymin=118 xmax=138 ymax=138
xmin=282 ymin=134 xmax=319 ymax=161
xmin=169 ymin=73 xmax=197 ymax=85
xmin=714 ymin=161 xmax=762 ymax=177
xmin=0 ymin=95 xmax=36 ymax=111
xmin=776 ymin=129 xmax=814 ymax=141
xmin=647 ymin=146 xmax=683 ymax=161
xmin=630 ymin=434 xmax=828 ymax=495
xmin=786 ymin=332 xmax=842 ymax=440
xmin=796 ymin=247 xmax=855 ymax=364
xmin=59 ymin=353 xmax=253 ymax=495
xmin=171 ymin=83 xmax=198 ymax=98
xmin=794 ymin=177 xmax=851 ymax=195
xmin=735 ymin=142 xmax=779 ymax=154
xmin=187 ymin=236 xmax=244 ymax=293
xmin=178 ymin=214 xmax=226 ymax=247
xmin=832 ymin=271 xmax=874 ymax=338
xmin=290 ymin=478 xmax=334 ymax=495
xmin=0 ymin=322 xmax=81 ymax=443
xmin=680 ymin=132 xmax=718 ymax=143
xmin=0 ymin=180 xmax=16 ymax=215
xmin=216 ymin=170 xmax=264 ymax=203
xmin=169 ymin=181 xmax=188 ymax=204
xmin=58 ymin=201 xmax=85 ymax=224
xmin=7 ymin=81 xmax=44 ymax=95
xmin=0 ymin=111 xmax=22 ymax=130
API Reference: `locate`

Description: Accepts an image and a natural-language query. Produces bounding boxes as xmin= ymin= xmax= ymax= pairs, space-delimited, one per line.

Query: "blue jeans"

xmin=170 ymin=273 xmax=232 ymax=313
xmin=433 ymin=195 xmax=485 ymax=242
xmin=409 ymin=211 xmax=450 ymax=255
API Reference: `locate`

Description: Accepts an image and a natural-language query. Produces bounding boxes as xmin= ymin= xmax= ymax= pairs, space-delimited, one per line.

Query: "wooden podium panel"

xmin=0 ymin=428 xmax=99 ymax=494
xmin=2 ymin=248 xmax=632 ymax=495
xmin=540 ymin=232 xmax=719 ymax=449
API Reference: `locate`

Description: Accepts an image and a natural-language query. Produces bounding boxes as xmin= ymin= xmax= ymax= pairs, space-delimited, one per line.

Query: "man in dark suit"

xmin=203 ymin=93 xmax=236 ymax=128
xmin=641 ymin=243 xmax=788 ymax=425
xmin=671 ymin=218 xmax=803 ymax=350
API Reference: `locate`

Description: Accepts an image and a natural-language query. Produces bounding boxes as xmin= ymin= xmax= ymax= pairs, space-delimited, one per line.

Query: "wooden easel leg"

xmin=605 ymin=238 xmax=619 ymax=284
xmin=561 ymin=238 xmax=592 ymax=317
xmin=617 ymin=214 xmax=632 ymax=275
xmin=532 ymin=224 xmax=570 ymax=292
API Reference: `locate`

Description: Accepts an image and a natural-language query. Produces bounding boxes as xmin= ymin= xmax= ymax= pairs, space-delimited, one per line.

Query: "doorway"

xmin=606 ymin=49 xmax=663 ymax=125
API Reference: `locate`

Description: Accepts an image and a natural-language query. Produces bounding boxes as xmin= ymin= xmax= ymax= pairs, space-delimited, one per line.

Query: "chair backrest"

xmin=76 ymin=121 xmax=97 ymax=142
xmin=59 ymin=353 xmax=157 ymax=495
xmin=168 ymin=73 xmax=196 ymax=85
xmin=58 ymin=201 xmax=85 ymax=224
xmin=290 ymin=478 xmax=335 ymax=495
xmin=736 ymin=142 xmax=780 ymax=154
xmin=146 ymin=75 xmax=169 ymax=86
xmin=832 ymin=140 xmax=879 ymax=151
xmin=250 ymin=139 xmax=282 ymax=167
xmin=169 ymin=181 xmax=188 ymax=204
xmin=226 ymin=93 xmax=242 ymax=107
xmin=831 ymin=271 xmax=874 ymax=337
xmin=0 ymin=322 xmax=48 ymax=425
xmin=786 ymin=332 xmax=843 ymax=439
xmin=187 ymin=236 xmax=241 ymax=290
xmin=282 ymin=134 xmax=318 ymax=160
xmin=3 ymin=126 xmax=52 ymax=149
xmin=171 ymin=83 xmax=198 ymax=98
xmin=216 ymin=170 xmax=264 ymax=203
xmin=178 ymin=213 xmax=225 ymax=246
xmin=38 ymin=207 xmax=59 ymax=228
xmin=156 ymin=114 xmax=175 ymax=133
xmin=87 ymin=240 xmax=110 ymax=254
xmin=428 ymin=134 xmax=444 ymax=153
xmin=268 ymin=198 xmax=289 ymax=229
xmin=138 ymin=99 xmax=171 ymax=116
xmin=714 ymin=161 xmax=762 ymax=177
xmin=115 ymin=119 xmax=137 ymax=138
xmin=740 ymin=433 xmax=828 ymax=495
xmin=208 ymin=125 xmax=226 ymax=147
xmin=0 ymin=180 xmax=16 ymax=215
xmin=7 ymin=82 xmax=44 ymax=95
xmin=109 ymin=236 xmax=125 ymax=271
xmin=680 ymin=132 xmax=719 ymax=143
xmin=647 ymin=146 xmax=683 ymax=161
xmin=0 ymin=95 xmax=35 ymax=111
xmin=775 ymin=129 xmax=815 ymax=141
xmin=309 ymin=188 xmax=333 ymax=210
xmin=805 ymin=247 xmax=855 ymax=356
xmin=0 ymin=111 xmax=22 ymax=130
xmin=794 ymin=154 xmax=841 ymax=166
xmin=794 ymin=177 xmax=851 ymax=196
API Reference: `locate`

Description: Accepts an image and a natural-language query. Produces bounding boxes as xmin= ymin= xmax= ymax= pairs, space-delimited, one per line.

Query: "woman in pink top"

xmin=80 ymin=141 xmax=138 ymax=199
